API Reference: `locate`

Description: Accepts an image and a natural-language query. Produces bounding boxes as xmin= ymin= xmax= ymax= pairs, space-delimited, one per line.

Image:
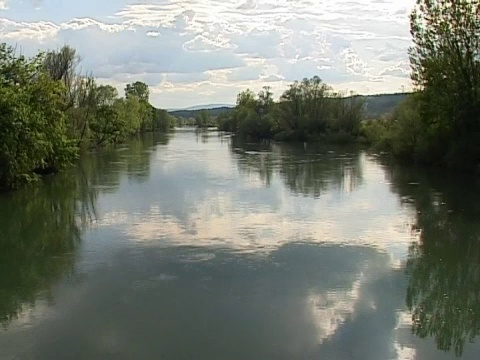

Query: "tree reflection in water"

xmin=0 ymin=132 xmax=165 ymax=328
xmin=231 ymin=139 xmax=363 ymax=197
xmin=0 ymin=173 xmax=91 ymax=326
xmin=384 ymin=161 xmax=480 ymax=357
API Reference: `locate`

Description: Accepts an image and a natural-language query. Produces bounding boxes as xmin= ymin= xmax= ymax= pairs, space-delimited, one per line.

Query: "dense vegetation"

xmin=363 ymin=0 xmax=480 ymax=172
xmin=3 ymin=0 xmax=480 ymax=191
xmin=0 ymin=44 xmax=174 ymax=191
xmin=169 ymin=94 xmax=407 ymax=125
xmin=218 ymin=76 xmax=365 ymax=142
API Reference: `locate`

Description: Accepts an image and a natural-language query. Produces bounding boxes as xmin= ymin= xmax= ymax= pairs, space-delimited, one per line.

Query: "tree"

xmin=0 ymin=43 xmax=173 ymax=191
xmin=125 ymin=81 xmax=150 ymax=102
xmin=225 ymin=77 xmax=365 ymax=141
xmin=95 ymin=85 xmax=118 ymax=106
xmin=89 ymin=105 xmax=122 ymax=146
xmin=153 ymin=109 xmax=174 ymax=131
xmin=277 ymin=76 xmax=332 ymax=135
xmin=235 ymin=89 xmax=255 ymax=107
xmin=230 ymin=88 xmax=275 ymax=139
xmin=329 ymin=92 xmax=365 ymax=135
xmin=257 ymin=86 xmax=275 ymax=117
xmin=278 ymin=81 xmax=304 ymax=131
xmin=43 ymin=46 xmax=80 ymax=110
xmin=299 ymin=76 xmax=331 ymax=132
xmin=195 ymin=110 xmax=211 ymax=128
xmin=0 ymin=44 xmax=77 ymax=190
xmin=124 ymin=82 xmax=154 ymax=131
xmin=409 ymin=0 xmax=480 ymax=168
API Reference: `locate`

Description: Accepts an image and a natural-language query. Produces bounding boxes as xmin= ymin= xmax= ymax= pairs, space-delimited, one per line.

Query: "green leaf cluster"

xmin=219 ymin=77 xmax=365 ymax=142
xmin=365 ymin=0 xmax=480 ymax=170
xmin=0 ymin=44 xmax=77 ymax=190
xmin=0 ymin=43 xmax=173 ymax=191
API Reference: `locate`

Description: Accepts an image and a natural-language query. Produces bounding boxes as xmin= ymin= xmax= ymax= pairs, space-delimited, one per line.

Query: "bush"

xmin=0 ymin=46 xmax=77 ymax=190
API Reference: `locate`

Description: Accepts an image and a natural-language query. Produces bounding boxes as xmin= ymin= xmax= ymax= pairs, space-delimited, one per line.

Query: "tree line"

xmin=0 ymin=44 xmax=175 ymax=191
xmin=218 ymin=0 xmax=480 ymax=172
xmin=362 ymin=0 xmax=480 ymax=172
xmin=217 ymin=76 xmax=365 ymax=142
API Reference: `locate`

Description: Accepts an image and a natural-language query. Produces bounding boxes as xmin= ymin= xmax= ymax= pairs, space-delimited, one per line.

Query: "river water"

xmin=1 ymin=129 xmax=479 ymax=359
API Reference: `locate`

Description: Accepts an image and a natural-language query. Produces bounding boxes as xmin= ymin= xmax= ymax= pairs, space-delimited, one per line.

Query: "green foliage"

xmin=329 ymin=92 xmax=365 ymax=136
xmin=277 ymin=76 xmax=331 ymax=135
xmin=224 ymin=88 xmax=275 ymax=139
xmin=360 ymin=118 xmax=393 ymax=150
xmin=0 ymin=43 xmax=171 ymax=191
xmin=408 ymin=0 xmax=480 ymax=170
xmin=364 ymin=1 xmax=480 ymax=171
xmin=224 ymin=77 xmax=365 ymax=142
xmin=96 ymin=85 xmax=118 ymax=106
xmin=0 ymin=44 xmax=77 ymax=190
xmin=125 ymin=81 xmax=150 ymax=102
xmin=153 ymin=109 xmax=175 ymax=131
xmin=362 ymin=94 xmax=424 ymax=157
xmin=217 ymin=112 xmax=236 ymax=132
xmin=195 ymin=110 xmax=213 ymax=128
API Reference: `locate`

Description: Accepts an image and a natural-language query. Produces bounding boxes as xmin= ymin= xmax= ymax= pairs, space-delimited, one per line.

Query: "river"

xmin=1 ymin=129 xmax=479 ymax=359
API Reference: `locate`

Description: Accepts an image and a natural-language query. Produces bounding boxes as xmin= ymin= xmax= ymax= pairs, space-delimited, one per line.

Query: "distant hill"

xmin=169 ymin=106 xmax=233 ymax=119
xmin=361 ymin=93 xmax=409 ymax=118
xmin=176 ymin=104 xmax=234 ymax=111
xmin=168 ymin=93 xmax=409 ymax=119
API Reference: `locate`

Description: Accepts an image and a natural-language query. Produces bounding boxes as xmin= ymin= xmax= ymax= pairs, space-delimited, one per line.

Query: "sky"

xmin=0 ymin=0 xmax=415 ymax=109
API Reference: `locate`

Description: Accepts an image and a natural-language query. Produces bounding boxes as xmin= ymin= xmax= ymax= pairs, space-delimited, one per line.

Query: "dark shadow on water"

xmin=230 ymin=138 xmax=364 ymax=197
xmin=0 ymin=174 xmax=89 ymax=326
xmin=0 ymin=132 xmax=168 ymax=328
xmin=380 ymin=159 xmax=480 ymax=357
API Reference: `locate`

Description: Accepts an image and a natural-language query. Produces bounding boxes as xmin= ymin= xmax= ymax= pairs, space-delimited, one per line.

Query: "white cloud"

xmin=0 ymin=1 xmax=7 ymax=10
xmin=0 ymin=0 xmax=416 ymax=108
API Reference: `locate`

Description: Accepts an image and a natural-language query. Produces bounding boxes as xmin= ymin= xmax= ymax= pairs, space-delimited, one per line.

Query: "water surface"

xmin=1 ymin=129 xmax=479 ymax=359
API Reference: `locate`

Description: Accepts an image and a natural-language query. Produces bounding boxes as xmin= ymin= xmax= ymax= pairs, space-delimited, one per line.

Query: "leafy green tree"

xmin=276 ymin=76 xmax=331 ymax=135
xmin=153 ymin=109 xmax=175 ymax=131
xmin=124 ymin=81 xmax=154 ymax=131
xmin=226 ymin=78 xmax=365 ymax=141
xmin=277 ymin=82 xmax=305 ymax=132
xmin=232 ymin=88 xmax=274 ymax=139
xmin=409 ymin=0 xmax=480 ymax=168
xmin=43 ymin=45 xmax=79 ymax=109
xmin=125 ymin=81 xmax=150 ymax=102
xmin=217 ymin=112 xmax=236 ymax=132
xmin=113 ymin=97 xmax=142 ymax=135
xmin=89 ymin=105 xmax=123 ymax=146
xmin=256 ymin=86 xmax=275 ymax=119
xmin=195 ymin=110 xmax=212 ymax=128
xmin=0 ymin=42 xmax=174 ymax=191
xmin=69 ymin=76 xmax=98 ymax=146
xmin=329 ymin=92 xmax=365 ymax=135
xmin=0 ymin=44 xmax=77 ymax=190
xmin=95 ymin=85 xmax=118 ymax=106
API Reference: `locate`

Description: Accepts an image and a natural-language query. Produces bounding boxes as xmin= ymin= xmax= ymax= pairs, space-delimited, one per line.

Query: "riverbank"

xmin=0 ymin=43 xmax=174 ymax=192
